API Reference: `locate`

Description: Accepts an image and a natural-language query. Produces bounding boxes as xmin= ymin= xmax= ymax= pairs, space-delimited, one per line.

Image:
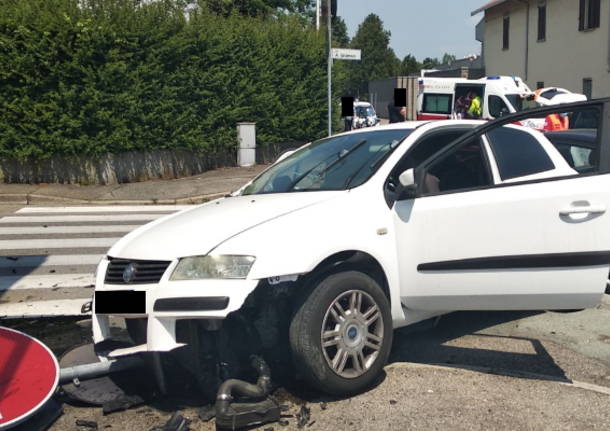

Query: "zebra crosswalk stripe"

xmin=0 ymin=205 xmax=191 ymax=318
xmin=0 ymin=214 xmax=165 ymax=223
xmin=16 ymin=205 xmax=193 ymax=213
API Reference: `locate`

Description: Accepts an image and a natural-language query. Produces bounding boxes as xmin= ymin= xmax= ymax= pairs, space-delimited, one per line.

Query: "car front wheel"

xmin=289 ymin=270 xmax=393 ymax=395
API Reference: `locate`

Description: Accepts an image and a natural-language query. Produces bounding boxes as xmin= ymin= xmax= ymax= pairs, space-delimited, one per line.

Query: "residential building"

xmin=472 ymin=0 xmax=609 ymax=98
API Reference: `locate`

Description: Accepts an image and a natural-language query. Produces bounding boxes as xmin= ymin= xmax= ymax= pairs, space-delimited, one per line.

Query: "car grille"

xmin=105 ymin=257 xmax=172 ymax=284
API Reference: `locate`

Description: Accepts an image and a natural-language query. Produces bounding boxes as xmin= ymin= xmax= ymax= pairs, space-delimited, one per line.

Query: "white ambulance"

xmin=417 ymin=75 xmax=534 ymax=121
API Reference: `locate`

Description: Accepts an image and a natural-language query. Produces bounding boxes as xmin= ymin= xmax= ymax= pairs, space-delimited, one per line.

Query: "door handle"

xmin=559 ymin=205 xmax=606 ymax=216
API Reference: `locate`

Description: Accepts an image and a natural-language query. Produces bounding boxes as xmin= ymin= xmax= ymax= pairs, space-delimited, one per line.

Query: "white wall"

xmin=483 ymin=0 xmax=610 ymax=98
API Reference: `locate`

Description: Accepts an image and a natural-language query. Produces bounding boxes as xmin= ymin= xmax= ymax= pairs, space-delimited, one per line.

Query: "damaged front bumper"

xmin=92 ymin=257 xmax=260 ymax=352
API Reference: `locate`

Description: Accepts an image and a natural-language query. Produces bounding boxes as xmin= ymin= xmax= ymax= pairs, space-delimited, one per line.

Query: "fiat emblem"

xmin=122 ymin=263 xmax=137 ymax=283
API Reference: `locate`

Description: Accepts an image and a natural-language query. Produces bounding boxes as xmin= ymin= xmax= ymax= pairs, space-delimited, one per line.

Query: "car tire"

xmin=289 ymin=270 xmax=393 ymax=396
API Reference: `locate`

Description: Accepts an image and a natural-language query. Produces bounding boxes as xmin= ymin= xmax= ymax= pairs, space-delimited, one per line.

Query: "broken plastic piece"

xmin=295 ymin=405 xmax=310 ymax=428
xmin=75 ymin=419 xmax=98 ymax=429
xmin=81 ymin=301 xmax=92 ymax=314
xmin=199 ymin=404 xmax=216 ymax=422
xmin=149 ymin=413 xmax=190 ymax=431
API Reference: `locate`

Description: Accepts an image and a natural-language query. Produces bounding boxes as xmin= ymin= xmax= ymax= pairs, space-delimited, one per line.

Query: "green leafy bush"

xmin=0 ymin=0 xmax=327 ymax=161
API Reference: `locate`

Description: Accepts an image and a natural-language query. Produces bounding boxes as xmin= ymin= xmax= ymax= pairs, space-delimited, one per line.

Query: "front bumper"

xmin=92 ymin=257 xmax=260 ymax=352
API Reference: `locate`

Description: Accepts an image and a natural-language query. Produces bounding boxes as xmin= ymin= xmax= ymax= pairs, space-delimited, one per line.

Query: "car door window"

xmin=423 ymin=138 xmax=491 ymax=194
xmin=385 ymin=128 xmax=473 ymax=205
xmin=486 ymin=127 xmax=555 ymax=180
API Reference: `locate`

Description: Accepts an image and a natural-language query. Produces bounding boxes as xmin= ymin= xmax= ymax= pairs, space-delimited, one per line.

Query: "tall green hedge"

xmin=0 ymin=0 xmax=327 ymax=160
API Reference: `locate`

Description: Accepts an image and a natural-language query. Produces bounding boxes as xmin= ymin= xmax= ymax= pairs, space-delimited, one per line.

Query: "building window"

xmin=537 ymin=3 xmax=546 ymax=41
xmin=503 ymin=15 xmax=510 ymax=50
xmin=583 ymin=78 xmax=593 ymax=99
xmin=537 ymin=81 xmax=545 ymax=89
xmin=579 ymin=0 xmax=600 ymax=31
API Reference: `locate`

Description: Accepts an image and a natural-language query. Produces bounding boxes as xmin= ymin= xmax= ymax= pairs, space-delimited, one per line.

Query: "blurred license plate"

xmin=95 ymin=291 xmax=145 ymax=314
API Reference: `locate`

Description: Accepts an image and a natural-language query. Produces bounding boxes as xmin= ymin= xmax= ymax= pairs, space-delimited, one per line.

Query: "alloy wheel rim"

xmin=320 ymin=289 xmax=384 ymax=379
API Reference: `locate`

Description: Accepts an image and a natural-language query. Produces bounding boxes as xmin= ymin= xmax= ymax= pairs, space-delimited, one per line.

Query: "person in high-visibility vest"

xmin=466 ymin=91 xmax=482 ymax=118
xmin=544 ymin=113 xmax=569 ymax=130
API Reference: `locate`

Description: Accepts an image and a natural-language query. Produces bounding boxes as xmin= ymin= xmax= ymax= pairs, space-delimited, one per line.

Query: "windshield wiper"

xmin=344 ymin=139 xmax=400 ymax=188
xmin=287 ymin=139 xmax=367 ymax=191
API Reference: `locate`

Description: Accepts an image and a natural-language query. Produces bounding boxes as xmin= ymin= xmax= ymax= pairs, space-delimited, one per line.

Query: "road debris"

xmin=295 ymin=405 xmax=310 ymax=428
xmin=215 ymin=356 xmax=281 ymax=430
xmin=75 ymin=419 xmax=98 ymax=429
xmin=59 ymin=343 xmax=154 ymax=409
xmin=149 ymin=413 xmax=190 ymax=431
xmin=198 ymin=404 xmax=215 ymax=422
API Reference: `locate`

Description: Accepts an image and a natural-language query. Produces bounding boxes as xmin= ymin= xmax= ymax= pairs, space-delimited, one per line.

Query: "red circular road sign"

xmin=0 ymin=326 xmax=59 ymax=430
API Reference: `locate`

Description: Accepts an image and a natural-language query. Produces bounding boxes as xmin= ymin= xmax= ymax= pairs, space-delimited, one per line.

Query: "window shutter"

xmin=537 ymin=6 xmax=546 ymax=40
xmin=578 ymin=0 xmax=585 ymax=30
xmin=590 ymin=0 xmax=601 ymax=28
xmin=503 ymin=16 xmax=510 ymax=49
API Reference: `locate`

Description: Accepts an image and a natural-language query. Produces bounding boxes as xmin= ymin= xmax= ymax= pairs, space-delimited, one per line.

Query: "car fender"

xmin=211 ymin=190 xmax=406 ymax=323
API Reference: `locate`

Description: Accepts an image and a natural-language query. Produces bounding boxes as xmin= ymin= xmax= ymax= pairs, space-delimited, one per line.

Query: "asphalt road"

xmin=4 ymin=296 xmax=605 ymax=431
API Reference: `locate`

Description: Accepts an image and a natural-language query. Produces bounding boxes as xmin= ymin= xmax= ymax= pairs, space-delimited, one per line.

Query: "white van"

xmin=352 ymin=101 xmax=379 ymax=129
xmin=417 ymin=76 xmax=534 ymax=121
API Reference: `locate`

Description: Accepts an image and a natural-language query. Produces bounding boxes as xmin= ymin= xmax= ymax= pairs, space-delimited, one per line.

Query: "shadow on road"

xmin=390 ymin=310 xmax=569 ymax=382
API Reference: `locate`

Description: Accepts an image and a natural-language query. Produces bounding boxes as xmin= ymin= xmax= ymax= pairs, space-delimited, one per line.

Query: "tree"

xmin=196 ymin=0 xmax=314 ymax=18
xmin=332 ymin=15 xmax=349 ymax=46
xmin=441 ymin=53 xmax=456 ymax=65
xmin=400 ymin=54 xmax=419 ymax=76
xmin=420 ymin=57 xmax=440 ymax=70
xmin=345 ymin=13 xmax=400 ymax=98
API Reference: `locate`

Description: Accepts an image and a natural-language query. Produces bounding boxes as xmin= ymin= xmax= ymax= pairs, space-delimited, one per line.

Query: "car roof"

xmin=334 ymin=120 xmax=486 ymax=137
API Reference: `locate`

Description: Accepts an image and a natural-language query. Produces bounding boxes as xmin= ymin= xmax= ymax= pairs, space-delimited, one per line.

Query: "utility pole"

xmin=327 ymin=0 xmax=332 ymax=136
xmin=316 ymin=0 xmax=321 ymax=31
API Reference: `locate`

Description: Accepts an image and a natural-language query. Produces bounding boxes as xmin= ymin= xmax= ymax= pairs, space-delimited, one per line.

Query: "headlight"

xmin=170 ymin=255 xmax=256 ymax=280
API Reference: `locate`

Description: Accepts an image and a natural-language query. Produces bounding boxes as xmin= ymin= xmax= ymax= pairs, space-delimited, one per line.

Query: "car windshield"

xmin=241 ymin=129 xmax=412 ymax=195
xmin=355 ymin=106 xmax=375 ymax=117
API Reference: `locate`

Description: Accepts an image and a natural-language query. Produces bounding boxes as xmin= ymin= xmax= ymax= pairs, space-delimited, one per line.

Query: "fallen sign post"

xmin=0 ymin=327 xmax=59 ymax=430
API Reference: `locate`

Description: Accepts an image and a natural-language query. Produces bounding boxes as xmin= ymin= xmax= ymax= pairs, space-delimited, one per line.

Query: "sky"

xmin=339 ymin=0 xmax=486 ymax=61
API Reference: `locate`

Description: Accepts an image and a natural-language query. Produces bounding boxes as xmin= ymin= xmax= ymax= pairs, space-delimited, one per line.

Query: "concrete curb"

xmin=0 ymin=192 xmax=227 ymax=206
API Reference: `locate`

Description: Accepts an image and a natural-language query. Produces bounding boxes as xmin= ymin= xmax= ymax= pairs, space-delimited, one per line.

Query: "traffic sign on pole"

xmin=331 ymin=48 xmax=362 ymax=61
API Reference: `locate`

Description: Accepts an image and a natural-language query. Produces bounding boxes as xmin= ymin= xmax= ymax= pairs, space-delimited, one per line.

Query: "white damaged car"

xmin=93 ymin=100 xmax=610 ymax=395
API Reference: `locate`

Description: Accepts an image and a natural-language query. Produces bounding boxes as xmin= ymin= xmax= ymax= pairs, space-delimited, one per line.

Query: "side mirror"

xmin=396 ymin=168 xmax=417 ymax=200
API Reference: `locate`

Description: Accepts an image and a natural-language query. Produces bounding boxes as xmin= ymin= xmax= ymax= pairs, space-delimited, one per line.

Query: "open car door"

xmin=393 ymin=100 xmax=610 ymax=311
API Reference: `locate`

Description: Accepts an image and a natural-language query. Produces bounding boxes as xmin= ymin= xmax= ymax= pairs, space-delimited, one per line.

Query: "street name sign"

xmin=331 ymin=48 xmax=361 ymax=61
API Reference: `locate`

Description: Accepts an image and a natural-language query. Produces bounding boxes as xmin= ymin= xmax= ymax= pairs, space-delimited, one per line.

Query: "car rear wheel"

xmin=289 ymin=270 xmax=393 ymax=395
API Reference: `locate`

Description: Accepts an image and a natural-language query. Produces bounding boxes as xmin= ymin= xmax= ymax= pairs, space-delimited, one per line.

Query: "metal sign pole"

xmin=327 ymin=0 xmax=332 ymax=136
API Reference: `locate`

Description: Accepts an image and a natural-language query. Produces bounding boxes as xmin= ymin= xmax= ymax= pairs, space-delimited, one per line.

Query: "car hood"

xmin=107 ymin=191 xmax=343 ymax=261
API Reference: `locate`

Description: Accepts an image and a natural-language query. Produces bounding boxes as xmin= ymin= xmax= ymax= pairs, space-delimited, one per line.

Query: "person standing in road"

xmin=388 ymin=102 xmax=406 ymax=123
